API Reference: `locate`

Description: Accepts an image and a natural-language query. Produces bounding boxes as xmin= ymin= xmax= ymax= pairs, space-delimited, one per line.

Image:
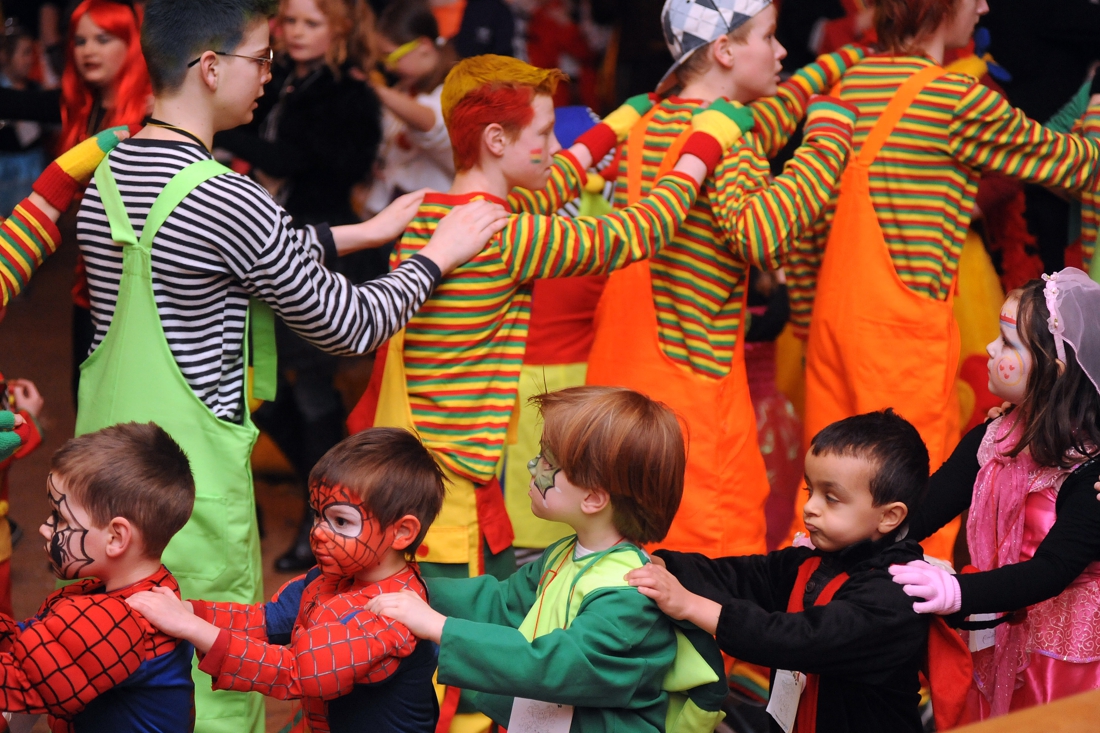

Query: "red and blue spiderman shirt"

xmin=193 ymin=563 xmax=436 ymax=733
xmin=0 ymin=565 xmax=194 ymax=733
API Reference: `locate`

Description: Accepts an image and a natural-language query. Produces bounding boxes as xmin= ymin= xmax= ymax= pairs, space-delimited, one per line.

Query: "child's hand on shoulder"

xmin=625 ymin=563 xmax=721 ymax=634
xmin=367 ymin=591 xmax=446 ymax=643
xmin=127 ymin=587 xmax=208 ymax=645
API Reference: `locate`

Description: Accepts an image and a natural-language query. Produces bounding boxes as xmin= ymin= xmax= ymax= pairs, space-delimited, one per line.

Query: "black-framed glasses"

xmin=187 ymin=48 xmax=274 ymax=71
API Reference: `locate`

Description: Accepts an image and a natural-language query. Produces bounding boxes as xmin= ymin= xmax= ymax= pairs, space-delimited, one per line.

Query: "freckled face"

xmin=987 ymin=297 xmax=1032 ymax=404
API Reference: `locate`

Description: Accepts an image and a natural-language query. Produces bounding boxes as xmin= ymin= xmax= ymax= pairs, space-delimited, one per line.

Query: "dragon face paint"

xmin=986 ymin=298 xmax=1032 ymax=404
xmin=42 ymin=473 xmax=95 ymax=580
xmin=309 ymin=481 xmax=395 ymax=577
xmin=527 ymin=450 xmax=564 ymax=508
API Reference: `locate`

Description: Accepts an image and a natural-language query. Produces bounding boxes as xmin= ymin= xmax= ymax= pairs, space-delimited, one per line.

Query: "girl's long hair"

xmin=1008 ymin=280 xmax=1100 ymax=467
xmin=60 ymin=0 xmax=151 ymax=152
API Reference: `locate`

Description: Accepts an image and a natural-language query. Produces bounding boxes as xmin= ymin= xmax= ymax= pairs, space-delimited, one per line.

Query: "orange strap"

xmin=856 ymin=65 xmax=946 ymax=166
xmin=786 ymin=556 xmax=851 ymax=733
xmin=626 ymin=106 xmax=693 ymax=205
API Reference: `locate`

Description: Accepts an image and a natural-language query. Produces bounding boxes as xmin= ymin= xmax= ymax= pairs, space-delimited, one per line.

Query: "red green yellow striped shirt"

xmin=1079 ymin=116 xmax=1100 ymax=271
xmin=389 ymin=155 xmax=700 ymax=482
xmin=787 ymin=56 xmax=1100 ymax=336
xmin=605 ymin=49 xmax=859 ymax=378
xmin=1 ymin=199 xmax=61 ymax=307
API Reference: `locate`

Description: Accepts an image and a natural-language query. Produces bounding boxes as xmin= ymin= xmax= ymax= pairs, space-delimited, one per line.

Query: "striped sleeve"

xmin=750 ymin=46 xmax=864 ymax=158
xmin=1077 ymin=107 xmax=1100 ymax=271
xmin=709 ymin=131 xmax=850 ymax=272
xmin=0 ymin=199 xmax=61 ymax=307
xmin=507 ymin=150 xmax=587 ymax=215
xmin=948 ymin=84 xmax=1100 ymax=193
xmin=785 ymin=208 xmax=830 ymax=340
xmin=502 ymin=171 xmax=699 ymax=283
xmin=222 ymin=183 xmax=440 ymax=357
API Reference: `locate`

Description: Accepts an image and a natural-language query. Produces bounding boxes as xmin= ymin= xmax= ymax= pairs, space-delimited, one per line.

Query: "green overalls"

xmin=75 ymin=157 xmax=274 ymax=733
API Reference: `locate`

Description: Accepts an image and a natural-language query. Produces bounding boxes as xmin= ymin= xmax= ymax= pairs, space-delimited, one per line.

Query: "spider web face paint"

xmin=527 ymin=450 xmax=564 ymax=507
xmin=309 ymin=481 xmax=395 ymax=577
xmin=44 ymin=473 xmax=94 ymax=579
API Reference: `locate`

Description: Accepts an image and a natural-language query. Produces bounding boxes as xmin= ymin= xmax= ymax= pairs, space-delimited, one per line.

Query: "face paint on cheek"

xmin=527 ymin=453 xmax=562 ymax=507
xmin=996 ymin=350 xmax=1024 ymax=386
xmin=529 ymin=148 xmax=544 ymax=166
xmin=308 ymin=481 xmax=395 ymax=576
xmin=44 ymin=476 xmax=93 ymax=579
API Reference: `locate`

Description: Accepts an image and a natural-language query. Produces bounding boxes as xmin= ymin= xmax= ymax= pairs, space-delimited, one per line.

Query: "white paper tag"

xmin=509 ymin=697 xmax=574 ymax=733
xmin=766 ymin=669 xmax=806 ymax=733
xmin=968 ymin=614 xmax=999 ymax=652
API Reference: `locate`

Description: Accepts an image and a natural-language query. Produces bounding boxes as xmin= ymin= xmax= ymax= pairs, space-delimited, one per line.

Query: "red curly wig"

xmin=875 ymin=0 xmax=958 ymax=54
xmin=61 ymin=0 xmax=151 ymax=152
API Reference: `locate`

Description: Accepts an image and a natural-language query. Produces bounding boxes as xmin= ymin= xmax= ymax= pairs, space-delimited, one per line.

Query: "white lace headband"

xmin=1042 ymin=268 xmax=1100 ymax=395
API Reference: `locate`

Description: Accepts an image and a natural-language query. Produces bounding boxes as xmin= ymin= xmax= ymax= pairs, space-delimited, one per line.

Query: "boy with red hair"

xmin=348 ymin=52 xmax=753 ymax=585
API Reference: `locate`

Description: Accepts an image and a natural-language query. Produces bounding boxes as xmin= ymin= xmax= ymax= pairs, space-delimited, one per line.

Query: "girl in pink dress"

xmin=890 ymin=268 xmax=1100 ymax=719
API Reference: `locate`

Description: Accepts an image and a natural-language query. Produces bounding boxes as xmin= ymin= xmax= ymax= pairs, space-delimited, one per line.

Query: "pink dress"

xmin=966 ymin=414 xmax=1100 ymax=719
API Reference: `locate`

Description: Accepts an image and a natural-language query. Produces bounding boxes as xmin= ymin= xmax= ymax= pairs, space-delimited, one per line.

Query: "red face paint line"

xmin=529 ymin=148 xmax=544 ymax=165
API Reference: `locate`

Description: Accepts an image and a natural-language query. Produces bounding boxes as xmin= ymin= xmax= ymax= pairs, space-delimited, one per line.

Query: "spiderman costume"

xmin=192 ymin=481 xmax=438 ymax=733
xmin=0 ymin=565 xmax=195 ymax=733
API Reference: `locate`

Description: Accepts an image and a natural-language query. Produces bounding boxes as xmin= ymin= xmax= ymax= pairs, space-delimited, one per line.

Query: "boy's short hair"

xmin=142 ymin=0 xmax=278 ymax=92
xmin=51 ymin=422 xmax=195 ymax=557
xmin=441 ymin=55 xmax=567 ymax=171
xmin=309 ymin=428 xmax=446 ymax=553
xmin=809 ymin=409 xmax=930 ymax=510
xmin=531 ymin=386 xmax=685 ymax=546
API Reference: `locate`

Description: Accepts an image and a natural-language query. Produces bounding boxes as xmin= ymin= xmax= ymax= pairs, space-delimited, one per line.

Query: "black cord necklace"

xmin=145 ymin=118 xmax=210 ymax=151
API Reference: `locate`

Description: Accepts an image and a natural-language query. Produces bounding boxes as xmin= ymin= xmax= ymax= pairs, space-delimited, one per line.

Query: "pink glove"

xmin=888 ymin=560 xmax=961 ymax=615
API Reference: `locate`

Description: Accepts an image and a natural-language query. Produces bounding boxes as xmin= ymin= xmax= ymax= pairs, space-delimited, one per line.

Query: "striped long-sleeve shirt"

xmin=391 ymin=153 xmax=700 ymax=482
xmin=787 ymin=56 xmax=1100 ymax=336
xmin=76 ymin=139 xmax=441 ymax=422
xmin=602 ymin=48 xmax=859 ymax=378
xmin=1 ymin=199 xmax=61 ymax=307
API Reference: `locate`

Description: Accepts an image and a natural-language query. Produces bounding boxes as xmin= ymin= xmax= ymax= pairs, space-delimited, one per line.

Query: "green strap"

xmin=94 ymin=155 xmax=278 ymax=400
xmin=1091 ymin=228 xmax=1100 ymax=284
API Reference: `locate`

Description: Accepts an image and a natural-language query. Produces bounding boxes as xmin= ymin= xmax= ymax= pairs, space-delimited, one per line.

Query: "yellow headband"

xmin=384 ymin=38 xmax=422 ymax=69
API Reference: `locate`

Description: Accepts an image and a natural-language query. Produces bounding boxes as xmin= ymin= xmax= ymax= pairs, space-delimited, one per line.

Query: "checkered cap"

xmin=658 ymin=0 xmax=772 ymax=92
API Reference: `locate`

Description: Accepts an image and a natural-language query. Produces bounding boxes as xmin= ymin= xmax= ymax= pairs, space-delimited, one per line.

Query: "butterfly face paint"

xmin=527 ymin=450 xmax=564 ymax=508
xmin=43 ymin=473 xmax=94 ymax=580
xmin=309 ymin=481 xmax=395 ymax=577
xmin=986 ymin=298 xmax=1032 ymax=404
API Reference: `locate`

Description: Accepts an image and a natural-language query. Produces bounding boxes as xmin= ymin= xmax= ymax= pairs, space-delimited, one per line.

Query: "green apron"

xmin=75 ymin=157 xmax=276 ymax=733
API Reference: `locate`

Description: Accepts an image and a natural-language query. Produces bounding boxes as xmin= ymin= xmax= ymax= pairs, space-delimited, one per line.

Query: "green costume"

xmin=75 ymin=158 xmax=271 ymax=733
xmin=427 ymin=536 xmax=728 ymax=732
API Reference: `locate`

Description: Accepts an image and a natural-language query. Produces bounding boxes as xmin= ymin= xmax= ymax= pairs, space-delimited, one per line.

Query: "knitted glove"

xmin=574 ymin=94 xmax=656 ymax=160
xmin=0 ymin=411 xmax=22 ymax=462
xmin=33 ymin=126 xmax=130 ymax=211
xmin=889 ymin=560 xmax=962 ymax=615
xmin=679 ymin=99 xmax=756 ymax=172
xmin=802 ymin=95 xmax=858 ymax=147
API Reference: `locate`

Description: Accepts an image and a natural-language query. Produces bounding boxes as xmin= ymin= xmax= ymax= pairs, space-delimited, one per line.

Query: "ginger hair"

xmin=531 ymin=386 xmax=685 ymax=546
xmin=441 ymin=54 xmax=566 ymax=171
xmin=875 ymin=0 xmax=958 ymax=55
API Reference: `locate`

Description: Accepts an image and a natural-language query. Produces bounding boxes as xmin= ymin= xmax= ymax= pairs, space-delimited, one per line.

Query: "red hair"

xmin=442 ymin=55 xmax=566 ymax=172
xmin=61 ymin=0 xmax=151 ymax=152
xmin=875 ymin=0 xmax=958 ymax=54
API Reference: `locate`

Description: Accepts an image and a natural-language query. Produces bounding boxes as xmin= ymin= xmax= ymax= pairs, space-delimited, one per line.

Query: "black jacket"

xmin=215 ymin=60 xmax=382 ymax=226
xmin=657 ymin=538 xmax=928 ymax=733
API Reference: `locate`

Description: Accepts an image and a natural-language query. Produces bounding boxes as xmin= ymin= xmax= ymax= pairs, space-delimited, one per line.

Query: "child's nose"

xmin=39 ymin=522 xmax=51 ymax=541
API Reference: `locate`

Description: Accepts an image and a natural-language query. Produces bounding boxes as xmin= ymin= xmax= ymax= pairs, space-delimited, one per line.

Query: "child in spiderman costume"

xmin=129 ymin=428 xmax=447 ymax=733
xmin=0 ymin=422 xmax=197 ymax=733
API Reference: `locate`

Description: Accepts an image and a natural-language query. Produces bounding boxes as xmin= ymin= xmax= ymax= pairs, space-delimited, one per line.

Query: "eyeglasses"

xmin=382 ymin=38 xmax=421 ymax=69
xmin=187 ymin=48 xmax=274 ymax=72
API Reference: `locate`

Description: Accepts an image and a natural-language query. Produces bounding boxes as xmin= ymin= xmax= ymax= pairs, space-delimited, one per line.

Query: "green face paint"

xmin=527 ymin=449 xmax=562 ymax=499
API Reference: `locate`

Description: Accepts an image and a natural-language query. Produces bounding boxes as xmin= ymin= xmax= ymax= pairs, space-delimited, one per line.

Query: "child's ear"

xmin=876 ymin=501 xmax=909 ymax=536
xmin=579 ymin=488 xmax=611 ymax=516
xmin=711 ymin=34 xmax=737 ymax=71
xmin=390 ymin=515 xmax=423 ymax=552
xmin=482 ymin=122 xmax=507 ymax=158
xmin=104 ymin=517 xmax=137 ymax=559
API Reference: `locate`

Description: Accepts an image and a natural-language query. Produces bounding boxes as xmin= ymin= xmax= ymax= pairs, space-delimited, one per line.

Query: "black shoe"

xmin=274 ymin=512 xmax=315 ymax=573
xmin=8 ymin=518 xmax=21 ymax=548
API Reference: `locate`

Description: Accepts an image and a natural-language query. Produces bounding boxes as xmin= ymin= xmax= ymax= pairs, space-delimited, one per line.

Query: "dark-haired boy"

xmin=628 ymin=410 xmax=933 ymax=733
xmin=128 ymin=428 xmax=447 ymax=733
xmin=76 ymin=3 xmax=502 ymax=730
xmin=0 ymin=423 xmax=196 ymax=733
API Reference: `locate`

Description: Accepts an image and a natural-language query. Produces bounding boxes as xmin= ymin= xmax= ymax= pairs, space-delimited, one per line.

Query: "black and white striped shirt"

xmin=77 ymin=139 xmax=439 ymax=422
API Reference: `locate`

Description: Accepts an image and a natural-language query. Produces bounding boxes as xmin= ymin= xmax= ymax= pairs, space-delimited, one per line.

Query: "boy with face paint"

xmin=370 ymin=387 xmax=730 ymax=733
xmin=129 ymin=429 xmax=447 ymax=733
xmin=0 ymin=422 xmax=197 ymax=733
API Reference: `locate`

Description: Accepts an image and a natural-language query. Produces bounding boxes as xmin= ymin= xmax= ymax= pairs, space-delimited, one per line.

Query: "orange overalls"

xmin=586 ymin=111 xmax=770 ymax=557
xmin=794 ymin=66 xmax=963 ymax=561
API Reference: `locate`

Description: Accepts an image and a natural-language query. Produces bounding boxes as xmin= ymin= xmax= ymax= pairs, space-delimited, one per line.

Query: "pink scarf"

xmin=966 ymin=413 xmax=1082 ymax=714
